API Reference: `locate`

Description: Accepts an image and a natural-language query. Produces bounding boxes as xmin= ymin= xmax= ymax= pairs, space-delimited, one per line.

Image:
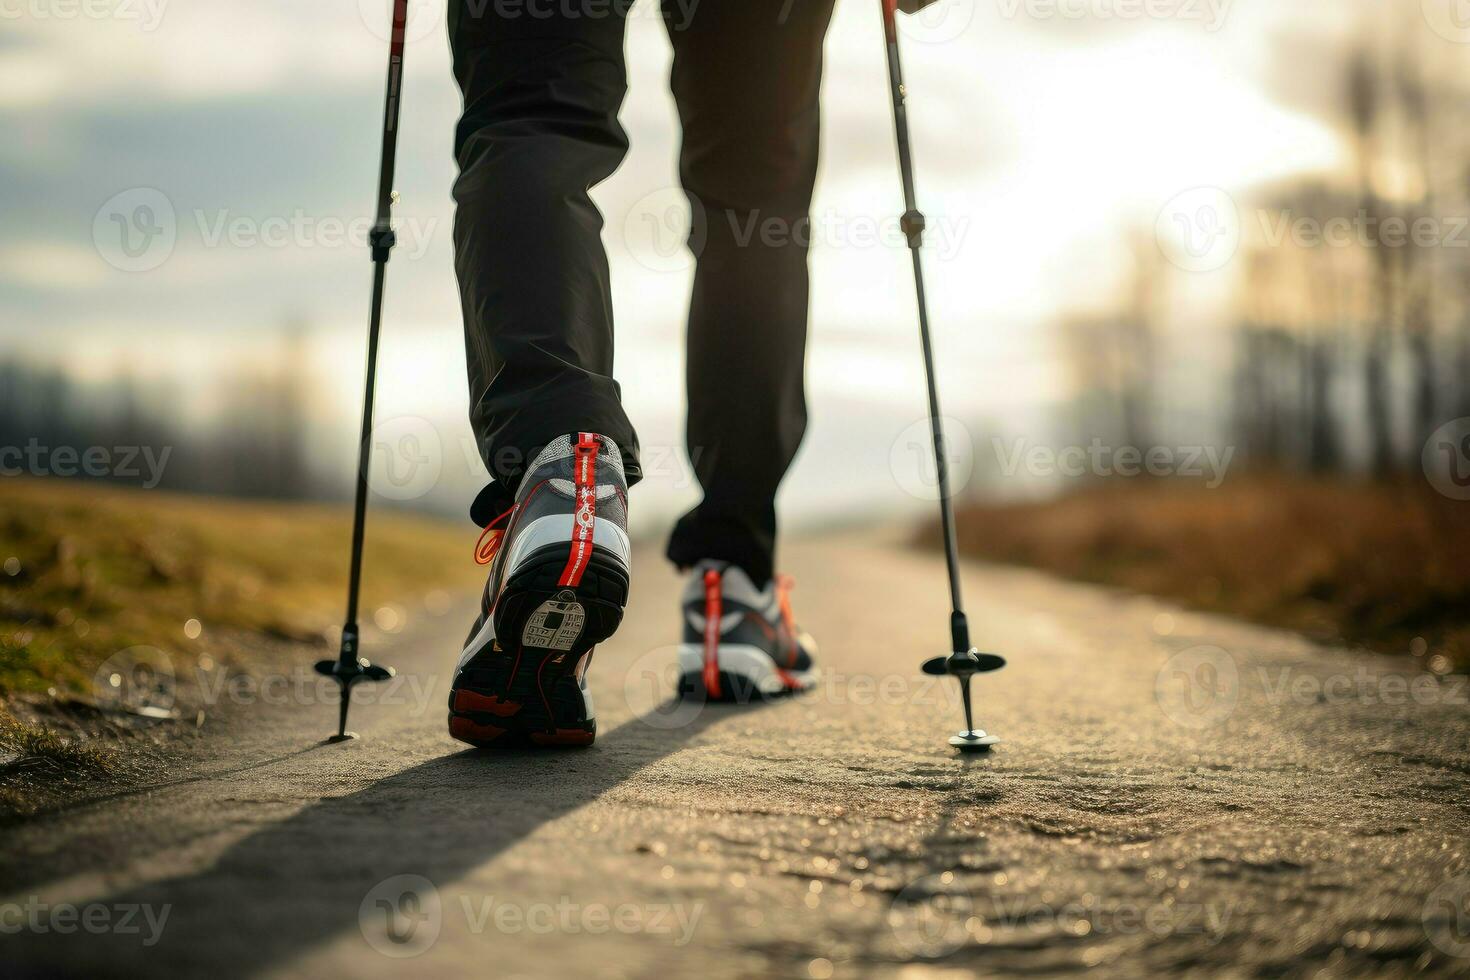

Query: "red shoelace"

xmin=775 ymin=574 xmax=801 ymax=667
xmin=473 ymin=504 xmax=518 ymax=566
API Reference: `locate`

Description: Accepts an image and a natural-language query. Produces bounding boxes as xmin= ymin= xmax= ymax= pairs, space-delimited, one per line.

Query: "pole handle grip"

xmin=881 ymin=0 xmax=898 ymax=41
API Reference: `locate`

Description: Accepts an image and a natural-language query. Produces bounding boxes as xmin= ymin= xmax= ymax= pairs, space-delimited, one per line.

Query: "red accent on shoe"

xmin=473 ymin=504 xmax=518 ymax=566
xmin=775 ymin=573 xmax=799 ymax=668
xmin=449 ymin=715 xmax=507 ymax=745
xmin=452 ymin=689 xmax=523 ymax=717
xmin=529 ymin=729 xmax=596 ymax=747
xmin=557 ymin=433 xmax=600 ymax=587
xmin=702 ymin=568 xmax=723 ymax=699
xmin=776 ymin=667 xmax=805 ymax=691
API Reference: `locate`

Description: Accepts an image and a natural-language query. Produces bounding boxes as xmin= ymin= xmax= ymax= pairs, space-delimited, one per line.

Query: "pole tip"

xmin=949 ymin=731 xmax=1000 ymax=752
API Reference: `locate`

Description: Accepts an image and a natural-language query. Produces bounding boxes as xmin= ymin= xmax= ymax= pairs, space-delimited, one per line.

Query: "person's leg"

xmin=662 ymin=0 xmax=837 ymax=586
xmin=447 ymin=1 xmax=638 ymax=748
xmin=450 ymin=0 xmax=640 ymax=491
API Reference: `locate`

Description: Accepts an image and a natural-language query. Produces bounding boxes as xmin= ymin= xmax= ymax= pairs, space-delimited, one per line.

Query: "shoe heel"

xmin=495 ymin=542 xmax=630 ymax=652
xmin=449 ymin=544 xmax=628 ymax=749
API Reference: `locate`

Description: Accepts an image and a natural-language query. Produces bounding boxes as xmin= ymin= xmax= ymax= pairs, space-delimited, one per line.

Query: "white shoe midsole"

xmin=676 ymin=644 xmax=817 ymax=694
xmin=504 ymin=514 xmax=631 ymax=575
xmin=456 ymin=514 xmax=630 ymax=673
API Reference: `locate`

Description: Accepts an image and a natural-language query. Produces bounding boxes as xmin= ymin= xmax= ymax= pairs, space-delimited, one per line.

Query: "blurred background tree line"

xmin=947 ymin=4 xmax=1470 ymax=668
xmin=0 ymin=324 xmax=324 ymax=501
xmin=1063 ymin=5 xmax=1469 ymax=476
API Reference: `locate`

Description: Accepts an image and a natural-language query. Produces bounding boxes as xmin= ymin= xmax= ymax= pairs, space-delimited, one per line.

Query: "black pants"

xmin=450 ymin=0 xmax=836 ymax=585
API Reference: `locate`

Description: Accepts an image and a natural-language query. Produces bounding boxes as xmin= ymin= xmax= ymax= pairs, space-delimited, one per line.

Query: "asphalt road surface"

xmin=5 ymin=534 xmax=1470 ymax=977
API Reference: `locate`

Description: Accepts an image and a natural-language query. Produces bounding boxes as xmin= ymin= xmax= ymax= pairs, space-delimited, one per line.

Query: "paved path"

xmin=5 ymin=535 xmax=1469 ymax=977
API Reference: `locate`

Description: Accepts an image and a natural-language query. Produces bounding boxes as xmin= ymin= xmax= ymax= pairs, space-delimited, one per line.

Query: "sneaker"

xmin=677 ymin=562 xmax=818 ymax=702
xmin=449 ymin=432 xmax=631 ymax=748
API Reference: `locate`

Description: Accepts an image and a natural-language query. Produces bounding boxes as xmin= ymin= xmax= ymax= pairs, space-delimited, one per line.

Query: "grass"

xmin=939 ymin=474 xmax=1469 ymax=671
xmin=0 ymin=709 xmax=124 ymax=818
xmin=0 ymin=477 xmax=483 ymax=698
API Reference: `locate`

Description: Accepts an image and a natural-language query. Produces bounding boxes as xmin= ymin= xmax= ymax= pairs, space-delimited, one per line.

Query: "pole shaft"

xmin=340 ymin=0 xmax=410 ymax=664
xmin=880 ymin=7 xmax=970 ymax=651
xmin=374 ymin=3 xmax=408 ymax=228
xmin=343 ymin=263 xmax=388 ymax=631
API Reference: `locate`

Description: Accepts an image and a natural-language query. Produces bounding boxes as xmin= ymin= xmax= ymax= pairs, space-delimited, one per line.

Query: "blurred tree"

xmin=1346 ymin=41 xmax=1397 ymax=476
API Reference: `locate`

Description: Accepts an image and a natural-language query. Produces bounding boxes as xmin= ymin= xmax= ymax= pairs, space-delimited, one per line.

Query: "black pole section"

xmin=885 ymin=0 xmax=1007 ymax=751
xmin=879 ymin=0 xmax=969 ymax=656
xmin=314 ymin=0 xmax=407 ymax=741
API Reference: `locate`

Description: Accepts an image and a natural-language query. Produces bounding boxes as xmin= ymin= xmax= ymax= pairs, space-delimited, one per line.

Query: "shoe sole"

xmin=449 ymin=543 xmax=629 ymax=748
xmin=675 ymin=643 xmax=816 ymax=704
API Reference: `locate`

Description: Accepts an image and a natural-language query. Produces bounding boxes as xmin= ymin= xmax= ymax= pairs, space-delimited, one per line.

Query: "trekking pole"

xmin=313 ymin=0 xmax=408 ymax=742
xmin=879 ymin=0 xmax=1005 ymax=752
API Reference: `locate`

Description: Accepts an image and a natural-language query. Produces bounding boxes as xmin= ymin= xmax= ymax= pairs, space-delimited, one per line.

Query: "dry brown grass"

xmin=0 ymin=478 xmax=483 ymax=696
xmin=940 ymin=475 xmax=1469 ymax=670
xmin=0 ymin=478 xmax=486 ymax=818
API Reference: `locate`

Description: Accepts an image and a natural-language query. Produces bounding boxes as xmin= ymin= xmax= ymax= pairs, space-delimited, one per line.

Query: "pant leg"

xmin=450 ymin=0 xmax=641 ymax=492
xmin=662 ymin=0 xmax=837 ymax=585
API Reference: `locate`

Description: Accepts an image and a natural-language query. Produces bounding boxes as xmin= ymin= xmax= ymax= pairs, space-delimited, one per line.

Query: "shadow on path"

xmin=9 ymin=701 xmax=755 ymax=977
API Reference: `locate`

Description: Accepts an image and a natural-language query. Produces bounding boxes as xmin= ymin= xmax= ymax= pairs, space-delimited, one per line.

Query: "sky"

xmin=0 ymin=0 xmax=1411 ymax=530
